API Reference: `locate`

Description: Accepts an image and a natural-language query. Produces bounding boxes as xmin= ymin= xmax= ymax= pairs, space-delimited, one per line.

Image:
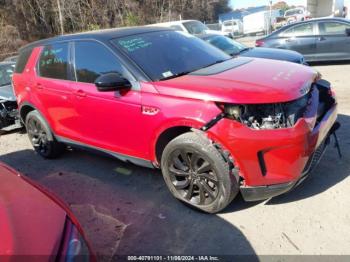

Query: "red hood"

xmin=153 ymin=57 xmax=317 ymax=104
xmin=0 ymin=163 xmax=66 ymax=256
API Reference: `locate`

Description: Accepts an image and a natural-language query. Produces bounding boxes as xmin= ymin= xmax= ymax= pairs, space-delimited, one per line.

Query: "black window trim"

xmin=71 ymin=38 xmax=139 ymax=90
xmin=15 ymin=46 xmax=34 ymax=74
xmin=36 ymin=40 xmax=73 ymax=81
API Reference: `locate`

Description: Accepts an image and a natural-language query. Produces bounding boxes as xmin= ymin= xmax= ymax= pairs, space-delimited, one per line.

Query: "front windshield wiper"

xmin=199 ymin=58 xmax=231 ymax=70
xmin=159 ymin=59 xmax=231 ymax=81
xmin=159 ymin=71 xmax=192 ymax=81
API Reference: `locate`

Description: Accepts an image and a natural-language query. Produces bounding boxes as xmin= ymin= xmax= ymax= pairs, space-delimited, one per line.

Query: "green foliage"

xmin=124 ymin=12 xmax=141 ymax=26
xmin=87 ymin=24 xmax=101 ymax=31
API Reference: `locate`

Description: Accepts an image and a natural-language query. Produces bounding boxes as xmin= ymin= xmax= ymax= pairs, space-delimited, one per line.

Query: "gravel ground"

xmin=1 ymin=62 xmax=350 ymax=261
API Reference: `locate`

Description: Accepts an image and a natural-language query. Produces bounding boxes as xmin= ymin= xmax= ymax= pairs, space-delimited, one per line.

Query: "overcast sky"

xmin=229 ymin=0 xmax=307 ymax=9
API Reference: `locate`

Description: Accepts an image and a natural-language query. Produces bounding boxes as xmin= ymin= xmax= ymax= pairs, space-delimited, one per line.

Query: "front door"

xmin=279 ymin=22 xmax=317 ymax=61
xmin=71 ymin=40 xmax=144 ymax=159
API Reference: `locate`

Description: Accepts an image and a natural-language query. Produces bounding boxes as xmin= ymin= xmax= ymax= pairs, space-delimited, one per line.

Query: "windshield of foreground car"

xmin=205 ymin=35 xmax=248 ymax=56
xmin=113 ymin=31 xmax=231 ymax=81
xmin=0 ymin=64 xmax=15 ymax=87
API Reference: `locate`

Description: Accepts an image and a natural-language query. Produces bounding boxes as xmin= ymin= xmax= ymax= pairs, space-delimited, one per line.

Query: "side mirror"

xmin=346 ymin=28 xmax=350 ymax=37
xmin=95 ymin=73 xmax=131 ymax=92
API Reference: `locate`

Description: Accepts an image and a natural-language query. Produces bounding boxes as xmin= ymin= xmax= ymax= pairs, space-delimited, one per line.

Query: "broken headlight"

xmin=221 ymin=94 xmax=310 ymax=130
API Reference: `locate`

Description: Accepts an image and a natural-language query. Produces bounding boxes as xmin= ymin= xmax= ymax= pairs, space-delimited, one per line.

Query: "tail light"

xmin=255 ymin=39 xmax=264 ymax=47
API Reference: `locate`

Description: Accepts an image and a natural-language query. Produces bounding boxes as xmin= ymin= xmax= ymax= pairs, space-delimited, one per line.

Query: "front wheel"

xmin=161 ymin=132 xmax=239 ymax=213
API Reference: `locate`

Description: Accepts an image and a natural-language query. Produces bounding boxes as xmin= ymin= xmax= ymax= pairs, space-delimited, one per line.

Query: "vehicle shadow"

xmin=0 ymin=126 xmax=24 ymax=136
xmin=266 ymin=113 xmax=349 ymax=205
xmin=0 ymin=148 xmax=258 ymax=260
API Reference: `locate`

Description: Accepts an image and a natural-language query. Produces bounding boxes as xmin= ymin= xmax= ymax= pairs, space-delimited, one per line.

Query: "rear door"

xmin=278 ymin=22 xmax=317 ymax=61
xmin=34 ymin=42 xmax=79 ymax=140
xmin=315 ymin=21 xmax=350 ymax=61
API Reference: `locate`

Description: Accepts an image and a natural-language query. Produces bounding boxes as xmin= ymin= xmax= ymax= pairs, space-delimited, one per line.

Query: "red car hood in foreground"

xmin=0 ymin=163 xmax=66 ymax=256
xmin=153 ymin=57 xmax=317 ymax=104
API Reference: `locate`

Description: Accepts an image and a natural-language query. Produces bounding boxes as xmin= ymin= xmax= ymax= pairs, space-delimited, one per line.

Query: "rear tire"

xmin=161 ymin=132 xmax=239 ymax=213
xmin=25 ymin=110 xmax=64 ymax=159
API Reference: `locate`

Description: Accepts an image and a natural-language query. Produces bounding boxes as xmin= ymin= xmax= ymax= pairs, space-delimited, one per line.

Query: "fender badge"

xmin=142 ymin=106 xmax=159 ymax=116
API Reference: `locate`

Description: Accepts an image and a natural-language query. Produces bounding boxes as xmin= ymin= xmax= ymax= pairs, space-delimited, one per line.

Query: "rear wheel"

xmin=161 ymin=132 xmax=238 ymax=213
xmin=25 ymin=110 xmax=64 ymax=159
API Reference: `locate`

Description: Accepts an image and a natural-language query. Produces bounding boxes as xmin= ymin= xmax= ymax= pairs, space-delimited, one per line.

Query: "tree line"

xmin=0 ymin=0 xmax=230 ymax=60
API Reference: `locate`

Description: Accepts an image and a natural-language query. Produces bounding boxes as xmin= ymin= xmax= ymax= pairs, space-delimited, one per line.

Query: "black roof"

xmin=20 ymin=26 xmax=171 ymax=51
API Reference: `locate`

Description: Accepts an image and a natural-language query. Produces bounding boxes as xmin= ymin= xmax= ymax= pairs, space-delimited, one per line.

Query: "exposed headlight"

xmin=224 ymin=104 xmax=241 ymax=119
xmin=219 ymin=95 xmax=310 ymax=130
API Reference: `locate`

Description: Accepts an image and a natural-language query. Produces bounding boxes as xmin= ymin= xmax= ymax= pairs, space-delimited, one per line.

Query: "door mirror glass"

xmin=95 ymin=73 xmax=131 ymax=92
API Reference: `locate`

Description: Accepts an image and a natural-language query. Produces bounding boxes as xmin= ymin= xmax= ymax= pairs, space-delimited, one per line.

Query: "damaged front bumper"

xmin=240 ymin=121 xmax=340 ymax=201
xmin=207 ymin=81 xmax=339 ymax=201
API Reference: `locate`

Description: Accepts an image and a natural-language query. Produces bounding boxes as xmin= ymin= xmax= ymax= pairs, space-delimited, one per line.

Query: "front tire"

xmin=25 ymin=110 xmax=64 ymax=159
xmin=161 ymin=132 xmax=238 ymax=213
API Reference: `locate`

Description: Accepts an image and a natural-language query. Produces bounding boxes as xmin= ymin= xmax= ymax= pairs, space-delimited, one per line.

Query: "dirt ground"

xmin=1 ymin=61 xmax=350 ymax=260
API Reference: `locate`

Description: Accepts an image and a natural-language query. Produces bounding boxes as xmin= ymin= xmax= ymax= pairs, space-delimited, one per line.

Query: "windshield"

xmin=113 ymin=31 xmax=230 ymax=81
xmin=183 ymin=21 xmax=209 ymax=34
xmin=0 ymin=64 xmax=15 ymax=87
xmin=205 ymin=35 xmax=247 ymax=56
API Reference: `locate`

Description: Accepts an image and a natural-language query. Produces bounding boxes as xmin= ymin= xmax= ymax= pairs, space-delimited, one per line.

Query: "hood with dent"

xmin=240 ymin=47 xmax=304 ymax=64
xmin=0 ymin=164 xmax=66 ymax=256
xmin=153 ymin=57 xmax=316 ymax=104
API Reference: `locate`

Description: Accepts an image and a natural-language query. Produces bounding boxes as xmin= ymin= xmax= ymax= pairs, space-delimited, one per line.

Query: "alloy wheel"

xmin=168 ymin=149 xmax=219 ymax=206
xmin=27 ymin=118 xmax=50 ymax=155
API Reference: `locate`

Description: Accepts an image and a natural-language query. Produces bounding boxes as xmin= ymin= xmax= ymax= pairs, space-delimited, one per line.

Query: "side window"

xmin=282 ymin=23 xmax=314 ymax=37
xmin=170 ymin=25 xmax=184 ymax=31
xmin=38 ymin=43 xmax=69 ymax=80
xmin=74 ymin=41 xmax=124 ymax=84
xmin=319 ymin=22 xmax=350 ymax=35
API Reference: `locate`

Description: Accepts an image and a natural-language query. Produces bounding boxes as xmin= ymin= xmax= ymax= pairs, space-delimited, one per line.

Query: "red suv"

xmin=13 ymin=27 xmax=339 ymax=213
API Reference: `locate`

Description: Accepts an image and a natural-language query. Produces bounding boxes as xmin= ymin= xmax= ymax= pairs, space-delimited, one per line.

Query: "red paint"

xmin=0 ymin=162 xmax=95 ymax=259
xmin=12 ymin=46 xmax=337 ymax=188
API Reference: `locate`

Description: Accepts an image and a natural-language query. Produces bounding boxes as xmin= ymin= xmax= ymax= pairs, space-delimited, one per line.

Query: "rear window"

xmin=319 ymin=22 xmax=350 ymax=35
xmin=38 ymin=43 xmax=69 ymax=80
xmin=15 ymin=47 xmax=33 ymax=73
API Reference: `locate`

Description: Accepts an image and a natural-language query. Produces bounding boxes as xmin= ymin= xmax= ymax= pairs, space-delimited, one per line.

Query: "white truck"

xmin=221 ymin=19 xmax=243 ymax=36
xmin=284 ymin=7 xmax=311 ymax=23
xmin=243 ymin=10 xmax=280 ymax=35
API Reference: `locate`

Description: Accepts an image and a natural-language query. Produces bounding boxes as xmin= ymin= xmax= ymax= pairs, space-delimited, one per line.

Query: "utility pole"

xmin=57 ymin=0 xmax=64 ymax=35
xmin=269 ymin=0 xmax=273 ymax=34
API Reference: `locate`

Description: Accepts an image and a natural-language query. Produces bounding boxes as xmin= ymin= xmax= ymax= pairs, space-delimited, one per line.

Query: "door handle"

xmin=318 ymin=36 xmax=326 ymax=41
xmin=74 ymin=89 xmax=86 ymax=98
